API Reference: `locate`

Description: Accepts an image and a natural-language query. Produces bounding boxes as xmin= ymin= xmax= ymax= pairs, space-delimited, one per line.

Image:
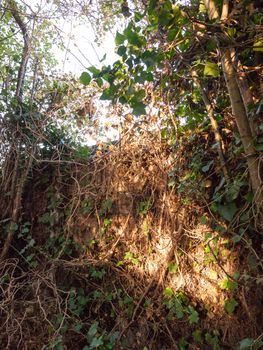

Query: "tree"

xmin=81 ymin=0 xmax=263 ymax=226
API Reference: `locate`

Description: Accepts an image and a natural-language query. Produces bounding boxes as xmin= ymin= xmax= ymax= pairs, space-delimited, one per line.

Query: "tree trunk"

xmin=204 ymin=0 xmax=263 ymax=217
xmin=220 ymin=48 xmax=261 ymax=197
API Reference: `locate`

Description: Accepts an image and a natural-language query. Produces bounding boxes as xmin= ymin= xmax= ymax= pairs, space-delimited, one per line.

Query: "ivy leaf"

xmin=80 ymin=72 xmax=91 ymax=85
xmin=131 ymin=101 xmax=146 ymax=116
xmin=133 ymin=89 xmax=146 ymax=101
xmin=168 ymin=262 xmax=178 ymax=273
xmin=178 ymin=337 xmax=189 ymax=350
xmin=216 ymin=202 xmax=237 ymax=222
xmin=117 ymin=45 xmax=126 ymax=57
xmin=248 ymin=254 xmax=257 ymax=269
xmin=100 ymin=85 xmax=117 ymax=100
xmin=88 ymin=66 xmax=100 ymax=76
xmin=219 ymin=278 xmax=238 ymax=291
xmin=87 ymin=322 xmax=98 ymax=339
xmin=224 ymin=298 xmax=238 ymax=314
xmin=237 ymin=338 xmax=253 ymax=349
xmin=192 ymin=330 xmax=203 ymax=343
xmin=202 ymin=160 xmax=214 ymax=172
xmin=227 ymin=27 xmax=236 ymax=37
xmin=255 ymin=143 xmax=263 ymax=151
xmin=232 ymin=235 xmax=242 ymax=243
xmin=136 ymin=71 xmax=154 ymax=83
xmin=188 ymin=307 xmax=199 ymax=324
xmin=96 ymin=78 xmax=103 ymax=88
xmin=159 ymin=10 xmax=173 ymax=26
xmin=238 ymin=338 xmax=263 ymax=350
xmin=74 ymin=323 xmax=83 ymax=332
xmin=167 ymin=28 xmax=177 ymax=41
xmin=206 ymin=39 xmax=217 ymax=52
xmin=124 ymin=27 xmax=142 ymax=47
xmin=200 ymin=215 xmax=207 ymax=224
xmin=204 ymin=62 xmax=220 ymax=77
xmin=253 ymin=40 xmax=263 ymax=52
xmin=163 ymin=287 xmax=174 ymax=298
xmin=89 ymin=336 xmax=104 ymax=348
xmin=115 ymin=31 xmax=125 ymax=46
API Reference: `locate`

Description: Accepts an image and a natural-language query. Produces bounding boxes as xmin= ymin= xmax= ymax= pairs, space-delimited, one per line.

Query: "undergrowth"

xmin=0 ymin=126 xmax=262 ymax=350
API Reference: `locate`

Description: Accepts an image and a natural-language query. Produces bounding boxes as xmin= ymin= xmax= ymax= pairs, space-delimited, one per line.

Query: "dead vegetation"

xmin=0 ymin=123 xmax=262 ymax=350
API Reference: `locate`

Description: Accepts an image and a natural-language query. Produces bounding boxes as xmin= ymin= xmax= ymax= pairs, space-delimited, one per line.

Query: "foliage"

xmin=0 ymin=0 xmax=262 ymax=349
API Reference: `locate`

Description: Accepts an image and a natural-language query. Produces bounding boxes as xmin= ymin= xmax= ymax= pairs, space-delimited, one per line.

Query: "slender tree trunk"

xmin=0 ymin=148 xmax=35 ymax=261
xmin=236 ymin=61 xmax=256 ymax=137
xmin=204 ymin=0 xmax=263 ymax=214
xmin=9 ymin=0 xmax=30 ymax=102
xmin=0 ymin=1 xmax=36 ymax=260
xmin=220 ymin=48 xmax=261 ymax=195
xmin=191 ymin=69 xmax=229 ymax=182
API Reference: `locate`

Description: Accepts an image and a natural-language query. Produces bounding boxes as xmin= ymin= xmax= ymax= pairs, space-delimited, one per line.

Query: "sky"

xmin=53 ymin=13 xmax=122 ymax=145
xmin=54 ymin=20 xmax=119 ymax=76
xmin=24 ymin=0 xmax=123 ymax=145
xmin=25 ymin=0 xmax=120 ymax=75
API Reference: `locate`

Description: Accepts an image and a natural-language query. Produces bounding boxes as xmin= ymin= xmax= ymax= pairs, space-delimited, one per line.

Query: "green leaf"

xmin=206 ymin=39 xmax=217 ymax=52
xmin=238 ymin=338 xmax=253 ymax=349
xmin=188 ymin=307 xmax=199 ymax=324
xmin=74 ymin=323 xmax=83 ymax=332
xmin=123 ymin=27 xmax=142 ymax=47
xmin=244 ymin=192 xmax=253 ymax=203
xmin=88 ymin=66 xmax=100 ymax=76
xmin=219 ymin=278 xmax=238 ymax=291
xmin=202 ymin=160 xmax=214 ymax=172
xmin=87 ymin=322 xmax=98 ymax=339
xmin=119 ymin=95 xmax=127 ymax=104
xmin=178 ymin=337 xmax=189 ymax=350
xmin=200 ymin=216 xmax=207 ymax=225
xmin=175 ymin=303 xmax=185 ymax=319
xmin=238 ymin=338 xmax=263 ymax=350
xmin=167 ymin=28 xmax=177 ymax=42
xmin=192 ymin=330 xmax=203 ymax=343
xmin=168 ymin=262 xmax=178 ymax=273
xmin=227 ymin=28 xmax=236 ymax=37
xmin=232 ymin=235 xmax=242 ymax=243
xmin=80 ymin=72 xmax=91 ymax=85
xmin=134 ymin=11 xmax=143 ymax=22
xmin=136 ymin=71 xmax=154 ymax=83
xmin=131 ymin=101 xmax=146 ymax=116
xmin=163 ymin=287 xmax=174 ymax=298
xmin=253 ymin=40 xmax=263 ymax=52
xmin=205 ymin=333 xmax=221 ymax=349
xmin=100 ymin=85 xmax=117 ymax=100
xmin=255 ymin=143 xmax=263 ymax=151
xmin=117 ymin=45 xmax=126 ymax=57
xmin=204 ymin=61 xmax=220 ymax=77
xmin=224 ymin=298 xmax=238 ymax=314
xmin=115 ymin=31 xmax=126 ymax=45
xmin=133 ymin=89 xmax=146 ymax=101
xmin=10 ymin=222 xmax=18 ymax=232
xmin=89 ymin=336 xmax=104 ymax=348
xmin=248 ymin=254 xmax=258 ymax=269
xmin=159 ymin=10 xmax=173 ymax=26
xmin=217 ymin=202 xmax=237 ymax=222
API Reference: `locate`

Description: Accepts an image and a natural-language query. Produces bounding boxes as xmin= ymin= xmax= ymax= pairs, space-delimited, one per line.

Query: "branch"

xmin=9 ymin=0 xmax=30 ymax=102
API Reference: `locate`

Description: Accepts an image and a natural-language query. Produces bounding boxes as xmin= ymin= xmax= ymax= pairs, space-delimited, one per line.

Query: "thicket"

xmin=0 ymin=1 xmax=262 ymax=349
